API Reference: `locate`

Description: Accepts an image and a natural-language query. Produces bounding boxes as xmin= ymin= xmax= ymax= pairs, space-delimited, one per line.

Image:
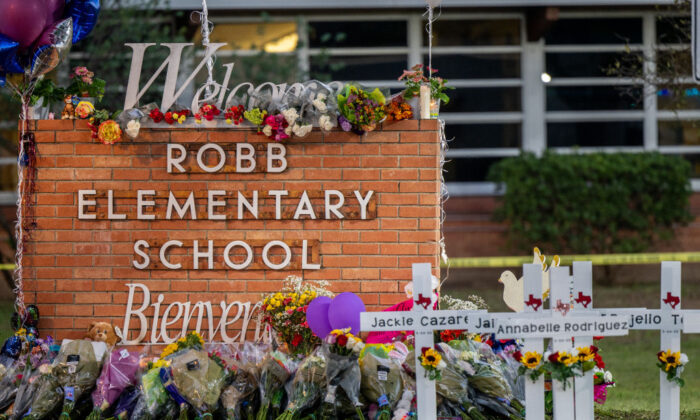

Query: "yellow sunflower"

xmin=576 ymin=346 xmax=595 ymax=362
xmin=522 ymin=351 xmax=542 ymax=369
xmin=658 ymin=349 xmax=682 ymax=371
xmin=421 ymin=348 xmax=442 ymax=369
xmin=557 ymin=351 xmax=578 ymax=366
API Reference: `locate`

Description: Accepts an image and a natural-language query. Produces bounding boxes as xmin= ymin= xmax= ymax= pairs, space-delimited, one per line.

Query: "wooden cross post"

xmin=549 ymin=265 xmax=576 ymax=418
xmin=571 ymin=261 xmax=594 ymax=420
xmin=660 ymin=261 xmax=681 ymax=420
xmin=522 ymin=263 xmax=545 ymax=420
xmin=411 ymin=263 xmax=438 ymax=420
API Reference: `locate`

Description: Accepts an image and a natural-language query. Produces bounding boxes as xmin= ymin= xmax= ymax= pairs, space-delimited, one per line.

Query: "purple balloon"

xmin=45 ymin=0 xmax=66 ymax=23
xmin=306 ymin=296 xmax=332 ymax=339
xmin=0 ymin=0 xmax=48 ymax=49
xmin=328 ymin=292 xmax=366 ymax=335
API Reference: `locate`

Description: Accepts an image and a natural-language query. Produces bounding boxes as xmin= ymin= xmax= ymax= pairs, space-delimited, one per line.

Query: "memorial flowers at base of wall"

xmin=262 ymin=113 xmax=290 ymax=141
xmin=68 ymin=66 xmax=106 ymax=101
xmin=261 ymin=276 xmax=333 ymax=355
xmin=657 ymin=349 xmax=688 ymax=386
xmin=420 ymin=347 xmax=446 ymax=380
xmin=337 ymin=84 xmax=386 ymax=134
xmin=399 ymin=64 xmax=454 ymax=106
xmin=75 ymin=101 xmax=95 ymax=119
xmin=97 ymin=120 xmax=122 ymax=145
xmin=575 ymin=345 xmax=599 ymax=373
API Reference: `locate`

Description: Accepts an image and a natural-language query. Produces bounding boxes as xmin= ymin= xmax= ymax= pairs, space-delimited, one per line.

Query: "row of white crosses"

xmin=360 ymin=261 xmax=697 ymax=420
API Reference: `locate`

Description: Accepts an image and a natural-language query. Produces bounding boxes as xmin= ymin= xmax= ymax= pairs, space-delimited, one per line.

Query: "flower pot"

xmin=406 ymin=96 xmax=420 ymax=119
xmin=27 ymin=97 xmax=50 ymax=120
xmin=78 ymin=97 xmax=96 ymax=105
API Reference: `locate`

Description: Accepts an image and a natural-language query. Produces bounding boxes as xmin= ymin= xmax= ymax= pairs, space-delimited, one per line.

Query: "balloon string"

xmin=14 ymin=97 xmax=27 ymax=317
xmin=194 ymin=0 xmax=216 ymax=97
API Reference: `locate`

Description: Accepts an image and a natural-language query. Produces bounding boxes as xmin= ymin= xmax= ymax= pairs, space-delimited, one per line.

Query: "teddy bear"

xmin=85 ymin=321 xmax=119 ymax=347
xmin=61 ymin=94 xmax=75 ymax=120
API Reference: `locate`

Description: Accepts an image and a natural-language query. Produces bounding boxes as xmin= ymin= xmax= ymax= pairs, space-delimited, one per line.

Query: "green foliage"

xmin=70 ymin=0 xmax=189 ymax=110
xmin=487 ymin=152 xmax=693 ymax=255
xmin=30 ymin=79 xmax=66 ymax=107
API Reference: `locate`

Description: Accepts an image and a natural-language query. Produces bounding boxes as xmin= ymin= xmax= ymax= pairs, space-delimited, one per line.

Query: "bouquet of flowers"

xmin=244 ymin=108 xmax=269 ymax=133
xmin=194 ymin=103 xmax=221 ymax=123
xmin=220 ymin=342 xmax=266 ymax=420
xmin=261 ymin=276 xmax=333 ymax=356
xmin=110 ymin=386 xmax=140 ymax=420
xmin=67 ymin=66 xmax=106 ymax=101
xmin=26 ymin=340 xmax=106 ymax=420
xmin=160 ymin=348 xmax=227 ymax=419
xmin=657 ymin=349 xmax=688 ymax=387
xmin=336 ymin=84 xmax=386 ymax=134
xmin=256 ymin=350 xmax=296 ymax=420
xmin=384 ymin=96 xmax=412 ymax=122
xmin=433 ymin=343 xmax=486 ymax=420
xmin=310 ymin=91 xmax=336 ymax=132
xmin=130 ymin=361 xmax=179 ymax=420
xmin=319 ymin=330 xmax=364 ymax=420
xmin=225 ymin=105 xmax=246 ymax=125
xmin=398 ymin=64 xmax=453 ymax=105
xmin=359 ymin=344 xmax=404 ymax=420
xmin=448 ymin=339 xmax=524 ymax=419
xmin=5 ymin=338 xmax=56 ymax=419
xmin=593 ymin=367 xmax=615 ymax=404
xmin=276 ymin=352 xmax=326 ymax=419
xmin=86 ymin=349 xmax=141 ymax=420
xmin=262 ymin=113 xmax=291 ymax=142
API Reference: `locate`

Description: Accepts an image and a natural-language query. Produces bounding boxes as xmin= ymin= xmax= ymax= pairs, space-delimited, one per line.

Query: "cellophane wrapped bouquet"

xmin=256 ymin=350 xmax=297 ymax=420
xmin=319 ymin=329 xmax=365 ymax=420
xmin=219 ymin=342 xmax=267 ymax=420
xmin=433 ymin=342 xmax=486 ymax=420
xmin=26 ymin=339 xmax=106 ymax=420
xmin=159 ymin=332 xmax=228 ymax=419
xmin=447 ymin=339 xmax=525 ymax=419
xmin=261 ymin=276 xmax=333 ymax=356
xmin=86 ymin=348 xmax=141 ymax=419
xmin=0 ymin=329 xmax=39 ymax=411
xmin=5 ymin=337 xmax=58 ymax=419
xmin=336 ymin=84 xmax=387 ymax=134
xmin=130 ymin=358 xmax=179 ymax=420
xmin=277 ymin=350 xmax=326 ymax=419
xmin=359 ymin=344 xmax=404 ymax=420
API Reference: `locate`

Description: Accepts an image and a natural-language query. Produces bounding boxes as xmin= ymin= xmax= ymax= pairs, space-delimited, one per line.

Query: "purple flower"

xmin=338 ymin=115 xmax=352 ymax=132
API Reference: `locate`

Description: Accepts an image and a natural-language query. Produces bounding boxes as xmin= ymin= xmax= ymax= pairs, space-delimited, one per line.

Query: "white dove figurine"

xmin=499 ymin=247 xmax=559 ymax=312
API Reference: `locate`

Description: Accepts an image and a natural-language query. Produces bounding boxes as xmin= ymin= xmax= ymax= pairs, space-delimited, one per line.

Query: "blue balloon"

xmin=65 ymin=0 xmax=100 ymax=43
xmin=0 ymin=33 xmax=23 ymax=74
xmin=2 ymin=336 xmax=22 ymax=359
xmin=0 ymin=72 xmax=5 ymax=87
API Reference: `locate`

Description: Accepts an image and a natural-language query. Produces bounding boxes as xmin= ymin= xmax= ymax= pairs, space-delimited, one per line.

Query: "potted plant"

xmin=29 ymin=78 xmax=66 ymax=119
xmin=66 ymin=66 xmax=106 ymax=104
xmin=399 ymin=64 xmax=454 ymax=119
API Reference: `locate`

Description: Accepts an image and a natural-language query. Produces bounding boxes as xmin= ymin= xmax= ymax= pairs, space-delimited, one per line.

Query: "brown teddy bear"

xmin=61 ymin=94 xmax=75 ymax=120
xmin=85 ymin=321 xmax=119 ymax=347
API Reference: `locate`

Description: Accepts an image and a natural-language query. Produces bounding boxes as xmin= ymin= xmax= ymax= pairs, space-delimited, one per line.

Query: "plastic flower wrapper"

xmin=130 ymin=362 xmax=179 ymax=420
xmin=25 ymin=340 xmax=106 ymax=420
xmin=359 ymin=344 xmax=404 ymax=420
xmin=86 ymin=348 xmax=141 ymax=420
xmin=318 ymin=330 xmax=365 ymax=420
xmin=160 ymin=348 xmax=227 ymax=419
xmin=219 ymin=342 xmax=266 ymax=420
xmin=256 ymin=350 xmax=297 ymax=420
xmin=447 ymin=340 xmax=524 ymax=419
xmin=277 ymin=350 xmax=326 ymax=419
xmin=0 ymin=356 xmax=26 ymax=411
xmin=433 ymin=343 xmax=486 ymax=420
xmin=110 ymin=386 xmax=140 ymax=420
xmin=6 ymin=338 xmax=56 ymax=419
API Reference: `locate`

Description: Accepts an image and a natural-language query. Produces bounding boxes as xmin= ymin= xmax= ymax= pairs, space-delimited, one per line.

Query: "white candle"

xmin=419 ymin=84 xmax=430 ymax=119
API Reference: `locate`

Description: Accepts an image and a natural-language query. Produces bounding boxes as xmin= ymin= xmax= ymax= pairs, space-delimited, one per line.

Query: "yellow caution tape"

xmin=0 ymin=264 xmax=15 ymax=270
xmin=442 ymin=252 xmax=700 ymax=268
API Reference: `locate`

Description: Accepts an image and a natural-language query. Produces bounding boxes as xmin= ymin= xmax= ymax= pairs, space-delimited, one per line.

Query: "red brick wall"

xmin=24 ymin=119 xmax=441 ymax=342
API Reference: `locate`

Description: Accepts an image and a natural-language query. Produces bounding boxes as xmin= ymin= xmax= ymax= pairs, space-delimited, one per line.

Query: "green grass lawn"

xmin=443 ymin=266 xmax=700 ymax=418
xmin=0 ymin=301 xmax=13 ymax=343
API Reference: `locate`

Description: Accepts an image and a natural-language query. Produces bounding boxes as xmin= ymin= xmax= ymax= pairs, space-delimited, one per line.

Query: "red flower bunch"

xmin=291 ymin=334 xmax=303 ymax=347
xmin=512 ymin=350 xmax=523 ymax=363
xmin=439 ymin=329 xmax=465 ymax=343
xmin=195 ymin=103 xmax=221 ymax=122
xmin=548 ymin=352 xmax=560 ymax=363
xmin=149 ymin=107 xmax=164 ymax=123
xmin=595 ymin=353 xmax=605 ymax=369
xmin=224 ymin=105 xmax=245 ymax=125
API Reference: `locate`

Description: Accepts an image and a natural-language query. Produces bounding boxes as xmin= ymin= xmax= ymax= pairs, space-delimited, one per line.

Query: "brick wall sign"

xmin=24 ymin=119 xmax=441 ymax=344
